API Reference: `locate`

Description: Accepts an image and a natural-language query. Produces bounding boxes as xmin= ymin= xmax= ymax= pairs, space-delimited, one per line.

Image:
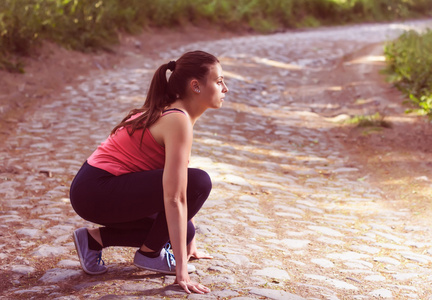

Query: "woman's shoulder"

xmin=150 ymin=108 xmax=191 ymax=146
xmin=160 ymin=109 xmax=190 ymax=129
xmin=159 ymin=108 xmax=189 ymax=127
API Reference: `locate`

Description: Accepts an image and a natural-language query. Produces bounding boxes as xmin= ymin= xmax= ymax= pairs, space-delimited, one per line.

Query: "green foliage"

xmin=384 ymin=29 xmax=432 ymax=118
xmin=348 ymin=0 xmax=408 ymax=21
xmin=0 ymin=0 xmax=41 ymax=55
xmin=346 ymin=112 xmax=391 ymax=128
xmin=0 ymin=0 xmax=118 ymax=53
xmin=1 ymin=0 xmax=432 ymax=71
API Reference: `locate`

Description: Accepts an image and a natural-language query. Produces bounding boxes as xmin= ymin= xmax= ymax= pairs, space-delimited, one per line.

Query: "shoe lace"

xmin=96 ymin=252 xmax=105 ymax=266
xmin=164 ymin=243 xmax=175 ymax=271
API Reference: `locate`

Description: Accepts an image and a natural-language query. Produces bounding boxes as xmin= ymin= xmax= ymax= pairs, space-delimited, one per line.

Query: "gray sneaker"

xmin=73 ymin=227 xmax=107 ymax=275
xmin=133 ymin=243 xmax=196 ymax=275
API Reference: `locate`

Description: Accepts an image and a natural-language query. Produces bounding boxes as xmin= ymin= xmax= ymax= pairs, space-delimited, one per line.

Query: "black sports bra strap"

xmin=162 ymin=108 xmax=186 ymax=115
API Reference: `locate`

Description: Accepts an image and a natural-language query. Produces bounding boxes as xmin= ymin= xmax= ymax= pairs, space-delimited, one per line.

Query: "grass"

xmin=346 ymin=112 xmax=392 ymax=128
xmin=383 ymin=29 xmax=432 ymax=119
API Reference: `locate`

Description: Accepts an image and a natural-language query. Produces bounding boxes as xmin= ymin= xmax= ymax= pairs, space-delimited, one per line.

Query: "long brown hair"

xmin=110 ymin=50 xmax=219 ymax=139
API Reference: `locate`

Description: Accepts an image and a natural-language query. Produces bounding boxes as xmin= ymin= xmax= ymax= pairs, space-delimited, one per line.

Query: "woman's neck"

xmin=167 ymin=99 xmax=205 ymax=126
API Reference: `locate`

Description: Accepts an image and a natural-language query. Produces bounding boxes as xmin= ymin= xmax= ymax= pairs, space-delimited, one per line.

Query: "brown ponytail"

xmin=110 ymin=51 xmax=219 ymax=141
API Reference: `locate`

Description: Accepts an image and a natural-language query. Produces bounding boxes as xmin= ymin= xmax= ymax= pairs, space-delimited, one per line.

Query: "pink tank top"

xmin=87 ymin=109 xmax=185 ymax=176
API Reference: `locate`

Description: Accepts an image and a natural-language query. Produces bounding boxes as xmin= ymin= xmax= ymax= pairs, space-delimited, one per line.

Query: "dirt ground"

xmin=2 ymin=25 xmax=430 ymax=223
xmin=335 ymin=44 xmax=432 ymax=223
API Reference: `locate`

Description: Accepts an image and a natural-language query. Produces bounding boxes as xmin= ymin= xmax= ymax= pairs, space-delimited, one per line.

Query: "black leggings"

xmin=70 ymin=162 xmax=211 ymax=251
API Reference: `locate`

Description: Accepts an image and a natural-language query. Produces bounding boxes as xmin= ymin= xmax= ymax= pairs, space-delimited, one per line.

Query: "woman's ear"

xmin=190 ymin=79 xmax=201 ymax=94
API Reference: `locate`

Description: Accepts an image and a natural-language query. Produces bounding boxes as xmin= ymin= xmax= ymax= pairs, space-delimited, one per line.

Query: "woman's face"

xmin=200 ymin=63 xmax=229 ymax=109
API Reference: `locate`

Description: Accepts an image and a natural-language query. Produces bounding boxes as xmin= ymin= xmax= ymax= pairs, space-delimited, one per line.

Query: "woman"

xmin=69 ymin=50 xmax=228 ymax=294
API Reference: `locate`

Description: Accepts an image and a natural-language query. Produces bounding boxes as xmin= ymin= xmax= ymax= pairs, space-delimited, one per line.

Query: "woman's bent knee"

xmin=188 ymin=168 xmax=212 ymax=197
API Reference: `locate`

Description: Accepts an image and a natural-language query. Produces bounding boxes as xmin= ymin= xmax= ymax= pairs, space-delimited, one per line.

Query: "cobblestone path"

xmin=1 ymin=20 xmax=432 ymax=299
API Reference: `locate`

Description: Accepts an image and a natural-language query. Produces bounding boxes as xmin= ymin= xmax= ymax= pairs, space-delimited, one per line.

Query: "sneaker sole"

xmin=133 ymin=262 xmax=176 ymax=275
xmin=133 ymin=261 xmax=195 ymax=275
xmin=73 ymin=230 xmax=107 ymax=275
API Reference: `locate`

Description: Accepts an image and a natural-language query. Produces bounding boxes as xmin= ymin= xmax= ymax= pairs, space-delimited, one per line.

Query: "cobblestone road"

xmin=1 ymin=20 xmax=432 ymax=299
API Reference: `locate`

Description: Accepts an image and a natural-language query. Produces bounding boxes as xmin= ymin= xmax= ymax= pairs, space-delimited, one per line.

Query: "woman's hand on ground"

xmin=188 ymin=249 xmax=213 ymax=260
xmin=187 ymin=238 xmax=213 ymax=260
xmin=175 ymin=276 xmax=211 ymax=294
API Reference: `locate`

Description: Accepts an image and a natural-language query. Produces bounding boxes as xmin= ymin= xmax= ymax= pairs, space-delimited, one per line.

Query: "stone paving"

xmin=1 ymin=20 xmax=432 ymax=299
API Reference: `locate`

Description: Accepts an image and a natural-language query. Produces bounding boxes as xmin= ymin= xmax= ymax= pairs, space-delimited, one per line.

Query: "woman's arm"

xmin=187 ymin=218 xmax=213 ymax=260
xmin=160 ymin=113 xmax=210 ymax=294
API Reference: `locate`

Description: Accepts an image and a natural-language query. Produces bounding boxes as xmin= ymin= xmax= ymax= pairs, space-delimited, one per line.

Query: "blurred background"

xmin=1 ymin=0 xmax=432 ymax=69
